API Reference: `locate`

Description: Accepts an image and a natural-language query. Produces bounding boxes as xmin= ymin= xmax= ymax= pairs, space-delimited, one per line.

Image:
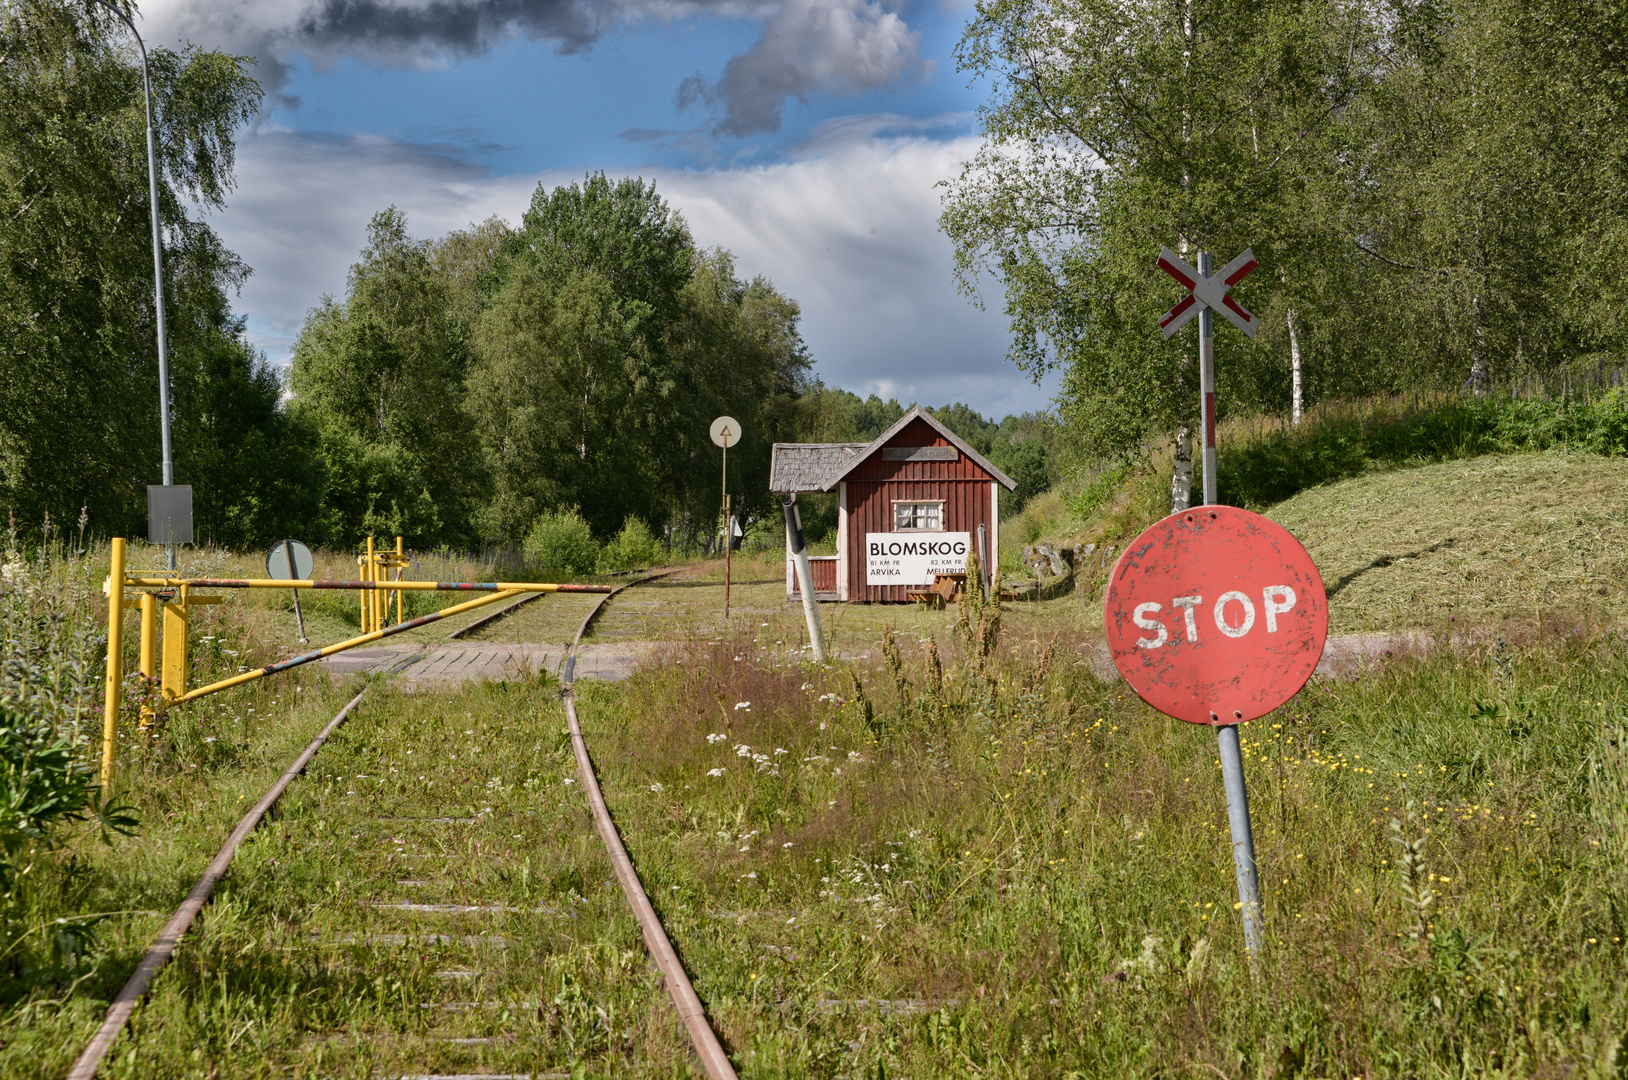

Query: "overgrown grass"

xmin=2 ymin=534 xmax=1623 ymax=1077
xmin=586 ymin=602 xmax=1627 ymax=1076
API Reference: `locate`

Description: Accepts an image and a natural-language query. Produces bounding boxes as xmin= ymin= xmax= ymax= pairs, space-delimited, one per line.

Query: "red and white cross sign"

xmin=1157 ymin=247 xmax=1259 ymax=338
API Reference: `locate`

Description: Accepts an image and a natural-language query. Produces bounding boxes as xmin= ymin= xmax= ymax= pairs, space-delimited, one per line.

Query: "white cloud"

xmin=212 ymin=119 xmax=1056 ymax=417
xmin=676 ymin=0 xmax=927 ymax=136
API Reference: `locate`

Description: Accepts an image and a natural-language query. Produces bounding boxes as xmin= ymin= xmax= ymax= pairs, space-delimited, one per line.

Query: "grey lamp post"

xmin=92 ymin=0 xmax=175 ymax=568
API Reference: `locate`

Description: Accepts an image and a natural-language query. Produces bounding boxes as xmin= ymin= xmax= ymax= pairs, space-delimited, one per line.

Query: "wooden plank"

xmin=882 ymin=446 xmax=957 ymax=461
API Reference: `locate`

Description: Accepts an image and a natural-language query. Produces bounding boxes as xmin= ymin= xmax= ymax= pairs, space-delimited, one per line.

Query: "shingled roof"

xmin=768 ymin=442 xmax=869 ymax=493
xmin=770 ymin=407 xmax=1020 ymax=493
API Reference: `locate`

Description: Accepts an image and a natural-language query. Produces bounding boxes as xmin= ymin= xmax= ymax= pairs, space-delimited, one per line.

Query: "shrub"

xmin=741 ymin=516 xmax=784 ymax=554
xmin=599 ymin=516 xmax=661 ymax=572
xmin=0 ymin=714 xmax=106 ymax=891
xmin=524 ymin=508 xmax=600 ymax=579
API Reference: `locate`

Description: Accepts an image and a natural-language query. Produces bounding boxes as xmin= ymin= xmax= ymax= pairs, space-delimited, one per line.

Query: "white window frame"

xmin=892 ymin=499 xmax=946 ymax=532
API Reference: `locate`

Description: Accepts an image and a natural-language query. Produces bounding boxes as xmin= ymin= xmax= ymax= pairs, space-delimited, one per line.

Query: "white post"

xmin=782 ymin=496 xmax=826 ymax=664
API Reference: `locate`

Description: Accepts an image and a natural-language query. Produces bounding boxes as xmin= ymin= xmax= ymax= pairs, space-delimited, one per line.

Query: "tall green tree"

xmin=468 ymin=171 xmax=811 ymax=544
xmin=0 ymin=0 xmax=279 ymax=539
xmin=663 ymin=247 xmax=812 ymax=534
xmin=289 ymin=208 xmax=483 ymax=546
xmin=1327 ymin=0 xmax=1628 ymax=391
xmin=467 ymin=174 xmax=696 ymax=541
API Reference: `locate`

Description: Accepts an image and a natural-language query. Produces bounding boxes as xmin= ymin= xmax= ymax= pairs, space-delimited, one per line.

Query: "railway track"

xmin=66 ymin=572 xmax=736 ymax=1080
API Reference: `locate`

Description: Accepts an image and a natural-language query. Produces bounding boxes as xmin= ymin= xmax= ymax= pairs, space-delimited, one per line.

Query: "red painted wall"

xmin=788 ymin=556 xmax=838 ymax=596
xmin=842 ymin=417 xmax=997 ymax=602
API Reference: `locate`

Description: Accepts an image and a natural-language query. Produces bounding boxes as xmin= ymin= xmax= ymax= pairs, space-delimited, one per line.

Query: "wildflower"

xmin=774 ymin=748 xmax=788 ymax=756
xmin=707 ymin=733 xmax=727 ymax=744
xmin=735 ymin=701 xmax=751 ymax=711
xmin=650 ymin=783 xmax=665 ymax=793
xmin=736 ymin=744 xmax=752 ymax=757
xmin=707 ymin=768 xmax=726 ymax=777
xmin=563 ymin=778 xmax=575 ymax=785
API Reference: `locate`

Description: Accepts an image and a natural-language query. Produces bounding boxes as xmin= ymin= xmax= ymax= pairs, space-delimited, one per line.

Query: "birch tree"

xmin=940 ymin=0 xmax=1368 ymax=507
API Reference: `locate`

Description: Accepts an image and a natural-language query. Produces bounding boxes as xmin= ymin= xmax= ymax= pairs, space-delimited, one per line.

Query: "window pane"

xmin=895 ymin=502 xmax=942 ymax=529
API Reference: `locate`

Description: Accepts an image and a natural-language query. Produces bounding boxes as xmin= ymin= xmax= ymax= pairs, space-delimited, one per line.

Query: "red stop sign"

xmin=1104 ymin=505 xmax=1327 ymax=725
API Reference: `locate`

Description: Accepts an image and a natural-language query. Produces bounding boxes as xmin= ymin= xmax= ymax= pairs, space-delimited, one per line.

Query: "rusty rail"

xmin=67 ymin=688 xmax=370 ymax=1080
xmin=561 ymin=573 xmax=738 ymax=1080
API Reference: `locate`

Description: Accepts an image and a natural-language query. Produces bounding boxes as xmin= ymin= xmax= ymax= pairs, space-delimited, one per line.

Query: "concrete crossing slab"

xmin=315 ymin=641 xmax=669 ymax=688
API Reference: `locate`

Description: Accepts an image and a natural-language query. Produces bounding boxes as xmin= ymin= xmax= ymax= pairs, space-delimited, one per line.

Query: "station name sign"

xmin=866 ymin=532 xmax=970 ymax=585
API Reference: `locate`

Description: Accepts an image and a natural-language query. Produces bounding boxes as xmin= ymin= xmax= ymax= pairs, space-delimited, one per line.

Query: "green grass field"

xmin=4 ymin=451 xmax=1627 ymax=1077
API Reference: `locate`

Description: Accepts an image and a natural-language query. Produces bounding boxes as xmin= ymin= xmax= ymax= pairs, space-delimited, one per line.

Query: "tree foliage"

xmin=941 ymin=0 xmax=1628 ymax=468
xmin=290 ymin=208 xmax=482 ymax=546
xmin=0 ymin=0 xmax=300 ymax=544
xmin=295 ymin=176 xmax=817 ymax=549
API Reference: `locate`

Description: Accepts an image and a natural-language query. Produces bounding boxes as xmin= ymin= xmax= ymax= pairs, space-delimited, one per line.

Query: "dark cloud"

xmin=148 ymin=0 xmax=922 ymax=135
xmin=288 ymin=0 xmax=605 ymax=61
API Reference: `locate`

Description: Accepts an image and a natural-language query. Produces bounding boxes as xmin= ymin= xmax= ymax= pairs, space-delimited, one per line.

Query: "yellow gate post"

xmin=364 ymin=536 xmax=376 ymax=633
xmin=101 ymin=538 xmax=127 ymax=788
xmin=161 ymin=583 xmax=189 ymax=705
xmin=395 ymin=536 xmax=405 ymax=626
xmin=139 ymin=591 xmax=158 ymax=729
xmin=375 ymin=540 xmax=385 ymax=631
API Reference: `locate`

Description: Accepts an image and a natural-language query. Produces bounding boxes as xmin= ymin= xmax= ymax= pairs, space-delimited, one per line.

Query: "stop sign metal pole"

xmin=1197 ymin=252 xmax=1263 ymax=955
xmin=1159 ymin=245 xmax=1265 ymax=955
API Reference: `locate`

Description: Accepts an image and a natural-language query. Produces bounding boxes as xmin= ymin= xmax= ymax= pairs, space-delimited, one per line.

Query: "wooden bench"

xmin=907 ymin=573 xmax=966 ymax=610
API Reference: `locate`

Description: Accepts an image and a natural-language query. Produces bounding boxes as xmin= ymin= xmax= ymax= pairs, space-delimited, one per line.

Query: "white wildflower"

xmin=707 ymin=768 xmax=726 ymax=777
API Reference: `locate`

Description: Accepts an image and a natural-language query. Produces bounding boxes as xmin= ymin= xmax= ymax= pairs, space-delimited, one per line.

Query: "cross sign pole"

xmin=1157 ymin=245 xmax=1265 ymax=955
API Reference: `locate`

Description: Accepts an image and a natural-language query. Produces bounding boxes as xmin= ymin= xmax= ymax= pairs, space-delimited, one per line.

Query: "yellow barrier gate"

xmin=101 ymin=537 xmax=613 ymax=786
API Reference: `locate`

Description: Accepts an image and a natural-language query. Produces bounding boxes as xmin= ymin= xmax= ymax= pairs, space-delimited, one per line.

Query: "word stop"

xmin=1130 ymin=586 xmax=1297 ymax=649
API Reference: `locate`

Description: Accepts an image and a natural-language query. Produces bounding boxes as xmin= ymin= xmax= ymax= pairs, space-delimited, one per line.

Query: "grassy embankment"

xmin=1003 ymin=390 xmax=1628 ymax=633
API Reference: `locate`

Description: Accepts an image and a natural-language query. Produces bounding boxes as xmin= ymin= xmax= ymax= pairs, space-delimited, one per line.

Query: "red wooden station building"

xmin=769 ymin=406 xmax=1017 ymax=603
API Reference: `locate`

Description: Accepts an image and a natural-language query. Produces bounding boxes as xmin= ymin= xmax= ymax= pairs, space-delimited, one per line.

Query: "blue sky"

xmin=142 ymin=0 xmax=1060 ymax=417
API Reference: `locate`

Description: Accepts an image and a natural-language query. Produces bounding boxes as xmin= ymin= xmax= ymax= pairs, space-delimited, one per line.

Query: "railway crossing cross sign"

xmin=1157 ymin=247 xmax=1260 ymax=338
